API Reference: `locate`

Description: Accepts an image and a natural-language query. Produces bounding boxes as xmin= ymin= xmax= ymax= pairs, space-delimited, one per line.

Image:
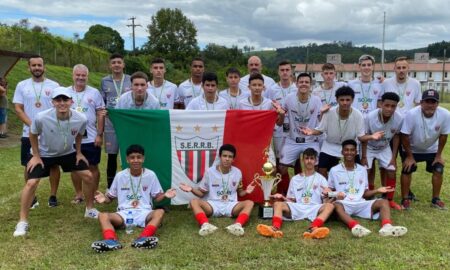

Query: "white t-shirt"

xmin=365 ymin=109 xmax=403 ymax=151
xmin=285 ymin=93 xmax=322 ymax=142
xmin=400 ymin=106 xmax=450 ymax=153
xmin=147 ymin=80 xmax=178 ymax=110
xmin=382 ymin=77 xmax=421 ymax=117
xmin=107 ymin=168 xmax=164 ymax=211
xmin=219 ymin=89 xmax=250 ymax=109
xmin=31 ymin=108 xmax=87 ymax=157
xmin=116 ymin=90 xmax=161 ymax=110
xmin=199 ymin=166 xmax=242 ymax=202
xmin=68 ymin=86 xmax=105 ymax=144
xmin=312 ymin=81 xmax=346 ymax=108
xmin=287 ymin=172 xmax=328 ymax=205
xmin=239 ymin=74 xmax=276 ymax=94
xmin=265 ymin=82 xmax=297 ymax=137
xmin=186 ymin=95 xmax=229 ymax=110
xmin=348 ymin=79 xmax=382 ymax=118
xmin=177 ymin=79 xmax=203 ymax=107
xmin=13 ymin=78 xmax=60 ymax=137
xmin=237 ymin=96 xmax=273 ymax=110
xmin=316 ymin=107 xmax=365 ymax=157
xmin=328 ymin=163 xmax=368 ymax=202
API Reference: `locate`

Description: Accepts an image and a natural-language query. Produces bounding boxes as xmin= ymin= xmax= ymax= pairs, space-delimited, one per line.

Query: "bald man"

xmin=239 ymin=56 xmax=275 ymax=93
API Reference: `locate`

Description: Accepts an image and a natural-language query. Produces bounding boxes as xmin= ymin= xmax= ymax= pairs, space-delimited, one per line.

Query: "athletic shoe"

xmin=198 ymin=223 xmax=218 ymax=236
xmin=431 ymin=198 xmax=447 ymax=210
xmin=30 ymin=196 xmax=39 ymax=209
xmin=225 ymin=223 xmax=245 ymax=236
xmin=131 ymin=236 xmax=159 ymax=249
xmin=84 ymin=208 xmax=99 ymax=219
xmin=351 ymin=224 xmax=371 ymax=238
xmin=91 ymin=239 xmax=122 ymax=253
xmin=401 ymin=199 xmax=411 ymax=210
xmin=389 ymin=200 xmax=402 ymax=210
xmin=13 ymin=221 xmax=29 ymax=237
xmin=48 ymin=196 xmax=58 ymax=207
xmin=303 ymin=227 xmax=330 ymax=239
xmin=408 ymin=190 xmax=419 ymax=201
xmin=71 ymin=197 xmax=84 ymax=204
xmin=379 ymin=224 xmax=407 ymax=237
xmin=256 ymin=224 xmax=283 ymax=238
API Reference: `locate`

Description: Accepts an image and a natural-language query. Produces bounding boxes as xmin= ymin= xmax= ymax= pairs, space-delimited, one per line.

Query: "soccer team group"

xmin=8 ymin=53 xmax=450 ymax=253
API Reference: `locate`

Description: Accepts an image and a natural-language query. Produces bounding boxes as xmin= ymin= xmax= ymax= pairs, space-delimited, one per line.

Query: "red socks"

xmin=347 ymin=220 xmax=359 ymax=229
xmin=195 ymin=212 xmax=209 ymax=226
xmin=381 ymin=219 xmax=392 ymax=227
xmin=235 ymin=213 xmax=249 ymax=226
xmin=310 ymin=218 xmax=324 ymax=228
xmin=272 ymin=216 xmax=283 ymax=229
xmin=103 ymin=229 xmax=117 ymax=240
xmin=140 ymin=225 xmax=157 ymax=237
xmin=385 ymin=178 xmax=396 ymax=200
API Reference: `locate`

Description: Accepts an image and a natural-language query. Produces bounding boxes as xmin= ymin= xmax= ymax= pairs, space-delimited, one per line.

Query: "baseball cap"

xmin=421 ymin=89 xmax=439 ymax=102
xmin=358 ymin=54 xmax=375 ymax=64
xmin=52 ymin=87 xmax=72 ymax=99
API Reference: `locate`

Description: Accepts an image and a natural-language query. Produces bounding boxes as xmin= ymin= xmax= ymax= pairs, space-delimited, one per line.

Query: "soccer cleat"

xmin=131 ymin=236 xmax=159 ymax=249
xmin=256 ymin=224 xmax=283 ymax=238
xmin=91 ymin=239 xmax=122 ymax=253
xmin=13 ymin=221 xmax=29 ymax=237
xmin=84 ymin=208 xmax=99 ymax=219
xmin=226 ymin=223 xmax=245 ymax=236
xmin=198 ymin=223 xmax=218 ymax=236
xmin=388 ymin=200 xmax=402 ymax=210
xmin=30 ymin=196 xmax=39 ymax=209
xmin=303 ymin=227 xmax=330 ymax=239
xmin=48 ymin=195 xmax=58 ymax=207
xmin=379 ymin=224 xmax=408 ymax=237
xmin=431 ymin=198 xmax=447 ymax=210
xmin=351 ymin=224 xmax=371 ymax=238
xmin=401 ymin=199 xmax=411 ymax=210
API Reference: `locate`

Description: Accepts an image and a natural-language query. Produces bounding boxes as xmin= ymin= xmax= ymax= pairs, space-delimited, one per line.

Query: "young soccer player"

xmin=219 ymin=67 xmax=249 ymax=109
xmin=186 ymin=72 xmax=229 ymax=110
xmin=91 ymin=144 xmax=176 ymax=252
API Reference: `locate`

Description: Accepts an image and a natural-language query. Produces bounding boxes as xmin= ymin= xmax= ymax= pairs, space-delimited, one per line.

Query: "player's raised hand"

xmin=94 ymin=190 xmax=106 ymax=203
xmin=299 ymin=126 xmax=313 ymax=136
xmin=371 ymin=131 xmax=385 ymax=141
xmin=245 ymin=183 xmax=256 ymax=194
xmin=320 ymin=104 xmax=331 ymax=114
xmin=270 ymin=193 xmax=285 ymax=201
xmin=179 ymin=183 xmax=193 ymax=192
xmin=377 ymin=186 xmax=395 ymax=194
xmin=165 ymin=188 xmax=177 ymax=198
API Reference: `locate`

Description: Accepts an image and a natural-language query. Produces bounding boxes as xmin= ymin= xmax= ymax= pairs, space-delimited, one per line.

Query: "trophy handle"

xmin=272 ymin=173 xmax=282 ymax=187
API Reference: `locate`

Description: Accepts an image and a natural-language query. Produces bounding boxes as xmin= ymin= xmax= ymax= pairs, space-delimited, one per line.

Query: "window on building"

xmin=445 ymin=72 xmax=448 ymax=78
xmin=312 ymin=72 xmax=315 ymax=78
xmin=340 ymin=72 xmax=343 ymax=78
xmin=354 ymin=72 xmax=357 ymax=78
xmin=413 ymin=72 xmax=417 ymax=78
xmin=429 ymin=72 xmax=433 ymax=78
xmin=384 ymin=72 xmax=387 ymax=78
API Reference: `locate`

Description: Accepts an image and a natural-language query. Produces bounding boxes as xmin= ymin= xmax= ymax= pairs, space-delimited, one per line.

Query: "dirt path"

xmin=0 ymin=132 xmax=21 ymax=148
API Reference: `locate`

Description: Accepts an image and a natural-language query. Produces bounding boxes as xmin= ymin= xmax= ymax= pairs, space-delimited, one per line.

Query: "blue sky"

xmin=1 ymin=0 xmax=450 ymax=51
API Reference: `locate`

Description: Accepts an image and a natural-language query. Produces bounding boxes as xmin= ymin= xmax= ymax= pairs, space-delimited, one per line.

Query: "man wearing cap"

xmin=400 ymin=89 xmax=450 ymax=210
xmin=239 ymin=56 xmax=275 ymax=93
xmin=13 ymin=87 xmax=98 ymax=237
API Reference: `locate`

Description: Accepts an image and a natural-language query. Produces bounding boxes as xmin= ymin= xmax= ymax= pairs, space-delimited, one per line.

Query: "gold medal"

xmin=221 ymin=194 xmax=228 ymax=201
xmin=131 ymin=200 xmax=139 ymax=208
xmin=76 ymin=106 xmax=83 ymax=112
xmin=302 ymin=196 xmax=311 ymax=204
xmin=349 ymin=187 xmax=356 ymax=194
xmin=115 ymin=97 xmax=120 ymax=103
xmin=398 ymin=101 xmax=404 ymax=108
xmin=35 ymin=101 xmax=42 ymax=108
xmin=362 ymin=102 xmax=368 ymax=110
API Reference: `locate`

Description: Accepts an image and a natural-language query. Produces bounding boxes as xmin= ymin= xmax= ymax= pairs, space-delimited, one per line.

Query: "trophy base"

xmin=258 ymin=204 xmax=274 ymax=219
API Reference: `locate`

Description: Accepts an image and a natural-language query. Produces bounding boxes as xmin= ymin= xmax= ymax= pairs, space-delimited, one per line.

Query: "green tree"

xmin=82 ymin=24 xmax=124 ymax=54
xmin=144 ymin=8 xmax=199 ymax=68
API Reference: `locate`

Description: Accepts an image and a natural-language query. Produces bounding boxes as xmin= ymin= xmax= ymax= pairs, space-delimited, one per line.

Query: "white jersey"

xmin=312 ymin=81 xmax=346 ymax=108
xmin=316 ymin=107 xmax=365 ymax=157
xmin=348 ymin=79 xmax=382 ymax=118
xmin=177 ymin=79 xmax=203 ymax=107
xmin=198 ymin=166 xmax=242 ymax=202
xmin=285 ymin=93 xmax=322 ymax=143
xmin=116 ymin=90 xmax=161 ymax=110
xmin=107 ymin=168 xmax=164 ymax=211
xmin=328 ymin=163 xmax=368 ymax=202
xmin=287 ymin=172 xmax=328 ymax=205
xmin=382 ymin=77 xmax=421 ymax=117
xmin=147 ymin=80 xmax=178 ymax=109
xmin=13 ymin=78 xmax=60 ymax=137
xmin=237 ymin=96 xmax=273 ymax=110
xmin=30 ymin=108 xmax=87 ymax=157
xmin=400 ymin=106 xmax=450 ymax=153
xmin=219 ymin=89 xmax=250 ymax=109
xmin=68 ymin=86 xmax=105 ymax=144
xmin=186 ymin=95 xmax=229 ymax=110
xmin=265 ymin=82 xmax=297 ymax=137
xmin=239 ymin=74 xmax=276 ymax=94
xmin=365 ymin=109 xmax=403 ymax=151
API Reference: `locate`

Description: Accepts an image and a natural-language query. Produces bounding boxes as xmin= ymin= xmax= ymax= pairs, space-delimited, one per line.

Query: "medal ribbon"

xmin=129 ymin=168 xmax=143 ymax=205
xmin=112 ymin=74 xmax=125 ymax=98
xmin=56 ymin=111 xmax=71 ymax=150
xmin=32 ymin=79 xmax=44 ymax=104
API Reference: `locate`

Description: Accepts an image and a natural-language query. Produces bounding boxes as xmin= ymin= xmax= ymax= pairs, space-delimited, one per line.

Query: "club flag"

xmin=108 ymin=109 xmax=277 ymax=205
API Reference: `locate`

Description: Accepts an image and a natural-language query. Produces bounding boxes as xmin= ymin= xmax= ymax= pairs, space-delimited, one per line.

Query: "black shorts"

xmin=21 ymin=137 xmax=32 ymax=166
xmin=401 ymin=152 xmax=442 ymax=174
xmin=79 ymin=142 xmax=101 ymax=166
xmin=318 ymin=152 xmax=361 ymax=171
xmin=28 ymin=152 xmax=89 ymax=179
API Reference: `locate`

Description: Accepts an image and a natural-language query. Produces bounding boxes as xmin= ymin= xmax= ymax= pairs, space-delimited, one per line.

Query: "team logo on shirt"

xmin=167 ymin=94 xmax=172 ymax=99
xmin=175 ymin=136 xmax=219 ymax=183
xmin=71 ymin=128 xmax=78 ymax=136
xmin=143 ymin=186 xmax=148 ymax=191
xmin=373 ymin=90 xmax=379 ymax=95
xmin=88 ymin=98 xmax=93 ymax=104
xmin=45 ymin=90 xmax=51 ymax=96
xmin=406 ymin=91 xmax=411 ymax=96
xmin=435 ymin=125 xmax=440 ymax=131
xmin=391 ymin=128 xmax=397 ymax=134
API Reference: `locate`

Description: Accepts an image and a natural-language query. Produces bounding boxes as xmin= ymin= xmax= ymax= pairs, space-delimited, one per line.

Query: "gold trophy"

xmin=254 ymin=148 xmax=281 ymax=219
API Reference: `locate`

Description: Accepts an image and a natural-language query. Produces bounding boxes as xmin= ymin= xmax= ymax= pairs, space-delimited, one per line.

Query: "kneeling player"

xmin=330 ymin=140 xmax=407 ymax=238
xmin=179 ymin=144 xmax=256 ymax=236
xmin=91 ymin=144 xmax=176 ymax=252
xmin=257 ymin=148 xmax=334 ymax=239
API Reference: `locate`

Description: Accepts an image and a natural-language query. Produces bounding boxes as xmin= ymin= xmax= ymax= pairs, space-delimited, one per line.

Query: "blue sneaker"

xmin=91 ymin=239 xmax=122 ymax=253
xmin=131 ymin=236 xmax=159 ymax=249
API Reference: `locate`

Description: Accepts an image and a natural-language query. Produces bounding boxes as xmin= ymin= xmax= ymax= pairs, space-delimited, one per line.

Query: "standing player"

xmin=186 ymin=72 xmax=229 ymax=110
xmin=91 ymin=144 xmax=176 ymax=252
xmin=400 ymin=90 xmax=450 ymax=210
xmin=312 ymin=63 xmax=346 ymax=115
xmin=219 ymin=67 xmax=249 ymax=109
xmin=13 ymin=87 xmax=97 ymax=237
xmin=147 ymin=58 xmax=178 ymax=109
xmin=68 ymin=64 xmax=105 ymax=205
xmin=179 ymin=144 xmax=256 ymax=236
xmin=329 ymin=140 xmax=407 ymax=238
xmin=13 ymin=56 xmax=61 ymax=208
xmin=116 ymin=72 xmax=160 ymax=110
xmin=175 ymin=57 xmax=204 ymax=109
xmin=256 ymin=148 xmax=334 ymax=239
xmin=100 ymin=53 xmax=132 ymax=190
xmin=239 ymin=55 xmax=275 ymax=92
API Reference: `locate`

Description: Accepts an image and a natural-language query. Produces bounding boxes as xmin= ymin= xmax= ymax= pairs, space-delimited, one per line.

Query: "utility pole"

xmin=381 ymin=11 xmax=386 ymax=73
xmin=442 ymin=49 xmax=446 ymax=102
xmin=127 ymin=17 xmax=141 ymax=54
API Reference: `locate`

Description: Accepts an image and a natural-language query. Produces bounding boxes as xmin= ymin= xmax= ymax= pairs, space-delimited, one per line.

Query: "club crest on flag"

xmin=175 ymin=136 xmax=220 ymax=183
